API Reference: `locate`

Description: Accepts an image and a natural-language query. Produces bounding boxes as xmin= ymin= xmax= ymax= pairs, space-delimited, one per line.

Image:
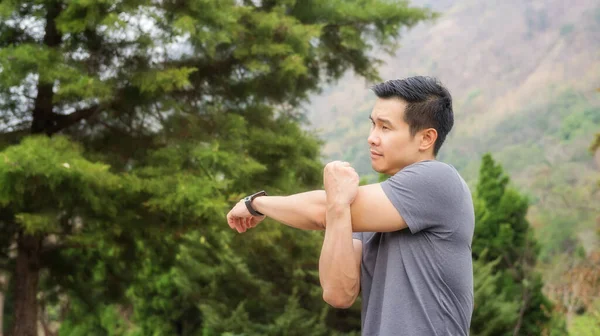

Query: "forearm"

xmin=319 ymin=203 xmax=359 ymax=307
xmin=252 ymin=190 xmax=326 ymax=230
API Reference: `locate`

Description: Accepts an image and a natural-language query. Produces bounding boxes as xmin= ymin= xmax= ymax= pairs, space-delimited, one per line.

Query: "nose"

xmin=368 ymin=128 xmax=380 ymax=147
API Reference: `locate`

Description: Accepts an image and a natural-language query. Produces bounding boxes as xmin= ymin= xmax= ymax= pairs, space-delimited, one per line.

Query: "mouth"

xmin=370 ymin=150 xmax=383 ymax=158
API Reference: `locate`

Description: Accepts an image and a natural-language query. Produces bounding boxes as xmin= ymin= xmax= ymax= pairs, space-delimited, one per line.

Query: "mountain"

xmin=303 ymin=0 xmax=600 ymax=313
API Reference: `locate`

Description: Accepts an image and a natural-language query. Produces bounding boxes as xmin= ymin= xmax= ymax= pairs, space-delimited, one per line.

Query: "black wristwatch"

xmin=244 ymin=190 xmax=267 ymax=216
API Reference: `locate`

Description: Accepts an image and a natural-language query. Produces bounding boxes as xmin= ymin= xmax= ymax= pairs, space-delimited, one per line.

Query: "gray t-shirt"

xmin=352 ymin=160 xmax=474 ymax=336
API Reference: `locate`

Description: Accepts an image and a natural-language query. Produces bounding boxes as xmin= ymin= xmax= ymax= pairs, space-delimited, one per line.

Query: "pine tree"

xmin=0 ymin=136 xmax=145 ymax=335
xmin=471 ymin=154 xmax=559 ymax=335
xmin=470 ymin=251 xmax=519 ymax=336
xmin=472 ymin=154 xmax=531 ymax=267
xmin=0 ymin=0 xmax=434 ymax=333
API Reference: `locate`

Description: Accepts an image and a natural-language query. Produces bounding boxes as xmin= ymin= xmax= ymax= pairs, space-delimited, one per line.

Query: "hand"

xmin=226 ymin=200 xmax=266 ymax=233
xmin=323 ymin=161 xmax=359 ymax=206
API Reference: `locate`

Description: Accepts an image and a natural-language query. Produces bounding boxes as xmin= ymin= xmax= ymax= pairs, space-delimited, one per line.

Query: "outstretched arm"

xmin=253 ymin=190 xmax=327 ymax=230
xmin=226 ymin=190 xmax=327 ymax=232
xmin=227 ymin=182 xmax=407 ymax=233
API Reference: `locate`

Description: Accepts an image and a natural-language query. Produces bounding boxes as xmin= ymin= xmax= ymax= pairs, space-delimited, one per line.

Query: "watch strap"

xmin=244 ymin=190 xmax=267 ymax=216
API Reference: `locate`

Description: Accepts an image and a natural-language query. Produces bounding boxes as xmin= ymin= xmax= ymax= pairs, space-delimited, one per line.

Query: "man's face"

xmin=368 ymin=98 xmax=422 ymax=175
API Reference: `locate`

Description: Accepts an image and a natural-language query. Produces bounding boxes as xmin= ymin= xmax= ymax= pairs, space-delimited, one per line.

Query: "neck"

xmin=386 ymin=155 xmax=436 ymax=176
xmin=418 ymin=151 xmax=436 ymax=162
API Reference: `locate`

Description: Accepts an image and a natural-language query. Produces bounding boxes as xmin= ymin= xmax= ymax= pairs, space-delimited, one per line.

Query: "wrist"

xmin=244 ymin=190 xmax=268 ymax=216
xmin=326 ymin=202 xmax=350 ymax=216
xmin=325 ymin=203 xmax=351 ymax=230
xmin=252 ymin=195 xmax=267 ymax=216
xmin=327 ymin=197 xmax=352 ymax=208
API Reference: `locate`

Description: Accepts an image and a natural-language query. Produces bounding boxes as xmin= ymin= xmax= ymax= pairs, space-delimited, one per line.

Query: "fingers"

xmin=328 ymin=160 xmax=350 ymax=166
xmin=237 ymin=216 xmax=262 ymax=233
xmin=324 ymin=160 xmax=352 ymax=172
xmin=228 ymin=215 xmax=244 ymax=232
xmin=227 ymin=214 xmax=244 ymax=233
xmin=227 ymin=214 xmax=257 ymax=233
xmin=238 ymin=218 xmax=247 ymax=233
xmin=227 ymin=200 xmax=266 ymax=234
xmin=227 ymin=211 xmax=235 ymax=229
xmin=233 ymin=217 xmax=242 ymax=233
xmin=247 ymin=217 xmax=255 ymax=229
xmin=334 ymin=161 xmax=356 ymax=173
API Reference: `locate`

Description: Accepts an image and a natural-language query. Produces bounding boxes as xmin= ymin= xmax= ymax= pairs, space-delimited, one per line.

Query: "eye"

xmin=382 ymin=125 xmax=390 ymax=130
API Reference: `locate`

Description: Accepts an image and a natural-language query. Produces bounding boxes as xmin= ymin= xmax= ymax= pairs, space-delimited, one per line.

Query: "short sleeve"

xmin=380 ymin=161 xmax=462 ymax=235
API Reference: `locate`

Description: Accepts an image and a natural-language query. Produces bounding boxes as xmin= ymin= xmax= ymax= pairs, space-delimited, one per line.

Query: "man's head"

xmin=367 ymin=76 xmax=453 ymax=175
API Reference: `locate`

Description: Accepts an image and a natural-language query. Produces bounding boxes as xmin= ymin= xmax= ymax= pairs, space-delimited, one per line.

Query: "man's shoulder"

xmin=388 ymin=160 xmax=472 ymax=204
xmin=395 ymin=160 xmax=463 ymax=183
xmin=406 ymin=159 xmax=457 ymax=173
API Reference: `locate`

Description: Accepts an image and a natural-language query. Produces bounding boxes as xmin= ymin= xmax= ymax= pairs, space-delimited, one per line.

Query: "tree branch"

xmin=41 ymin=242 xmax=97 ymax=254
xmin=513 ymin=286 xmax=530 ymax=336
xmin=48 ymin=106 xmax=101 ymax=135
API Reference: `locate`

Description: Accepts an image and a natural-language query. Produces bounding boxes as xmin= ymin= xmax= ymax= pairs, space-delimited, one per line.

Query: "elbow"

xmin=316 ymin=214 xmax=326 ymax=230
xmin=315 ymin=206 xmax=327 ymax=230
xmin=314 ymin=190 xmax=327 ymax=230
xmin=322 ymin=289 xmax=357 ymax=309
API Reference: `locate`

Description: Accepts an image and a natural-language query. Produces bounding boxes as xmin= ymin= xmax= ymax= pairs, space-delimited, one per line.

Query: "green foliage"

xmin=58 ymin=301 xmax=140 ymax=336
xmin=546 ymin=313 xmax=569 ymax=336
xmin=470 ymin=251 xmax=519 ymax=336
xmin=471 ymin=154 xmax=555 ymax=335
xmin=0 ymin=0 xmax=435 ymax=333
xmin=569 ymin=300 xmax=600 ymax=336
xmin=132 ymin=68 xmax=198 ymax=95
xmin=472 ymin=154 xmax=530 ymax=265
xmin=477 ymin=89 xmax=595 ymax=154
xmin=559 ymin=106 xmax=600 ymax=141
xmin=0 ymin=135 xmax=129 ymax=217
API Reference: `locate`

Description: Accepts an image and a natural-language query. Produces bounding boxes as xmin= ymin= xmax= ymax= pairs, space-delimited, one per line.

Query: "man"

xmin=226 ymin=76 xmax=475 ymax=336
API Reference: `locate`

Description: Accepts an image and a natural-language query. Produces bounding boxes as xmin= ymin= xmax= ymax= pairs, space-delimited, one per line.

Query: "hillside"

xmin=304 ymin=0 xmax=600 ymax=326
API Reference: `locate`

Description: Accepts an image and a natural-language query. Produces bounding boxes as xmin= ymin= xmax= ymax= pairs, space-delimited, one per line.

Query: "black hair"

xmin=371 ymin=76 xmax=454 ymax=156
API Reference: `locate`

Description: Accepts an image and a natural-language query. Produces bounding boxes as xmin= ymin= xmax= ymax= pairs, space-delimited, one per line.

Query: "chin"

xmin=371 ymin=164 xmax=389 ymax=175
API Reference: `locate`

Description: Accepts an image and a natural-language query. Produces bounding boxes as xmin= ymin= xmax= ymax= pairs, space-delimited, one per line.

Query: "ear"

xmin=419 ymin=128 xmax=438 ymax=152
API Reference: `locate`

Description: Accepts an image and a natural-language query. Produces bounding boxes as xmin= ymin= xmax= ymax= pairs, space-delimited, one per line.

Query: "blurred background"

xmin=0 ymin=0 xmax=598 ymax=335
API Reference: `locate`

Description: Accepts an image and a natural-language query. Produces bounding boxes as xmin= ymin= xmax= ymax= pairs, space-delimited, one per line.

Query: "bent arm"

xmin=348 ymin=183 xmax=407 ymax=232
xmin=252 ymin=184 xmax=406 ymax=232
xmin=319 ymin=203 xmax=362 ymax=308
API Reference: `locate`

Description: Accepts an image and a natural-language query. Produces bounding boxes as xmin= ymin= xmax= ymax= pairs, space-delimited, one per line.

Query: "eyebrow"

xmin=369 ymin=116 xmax=393 ymax=126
